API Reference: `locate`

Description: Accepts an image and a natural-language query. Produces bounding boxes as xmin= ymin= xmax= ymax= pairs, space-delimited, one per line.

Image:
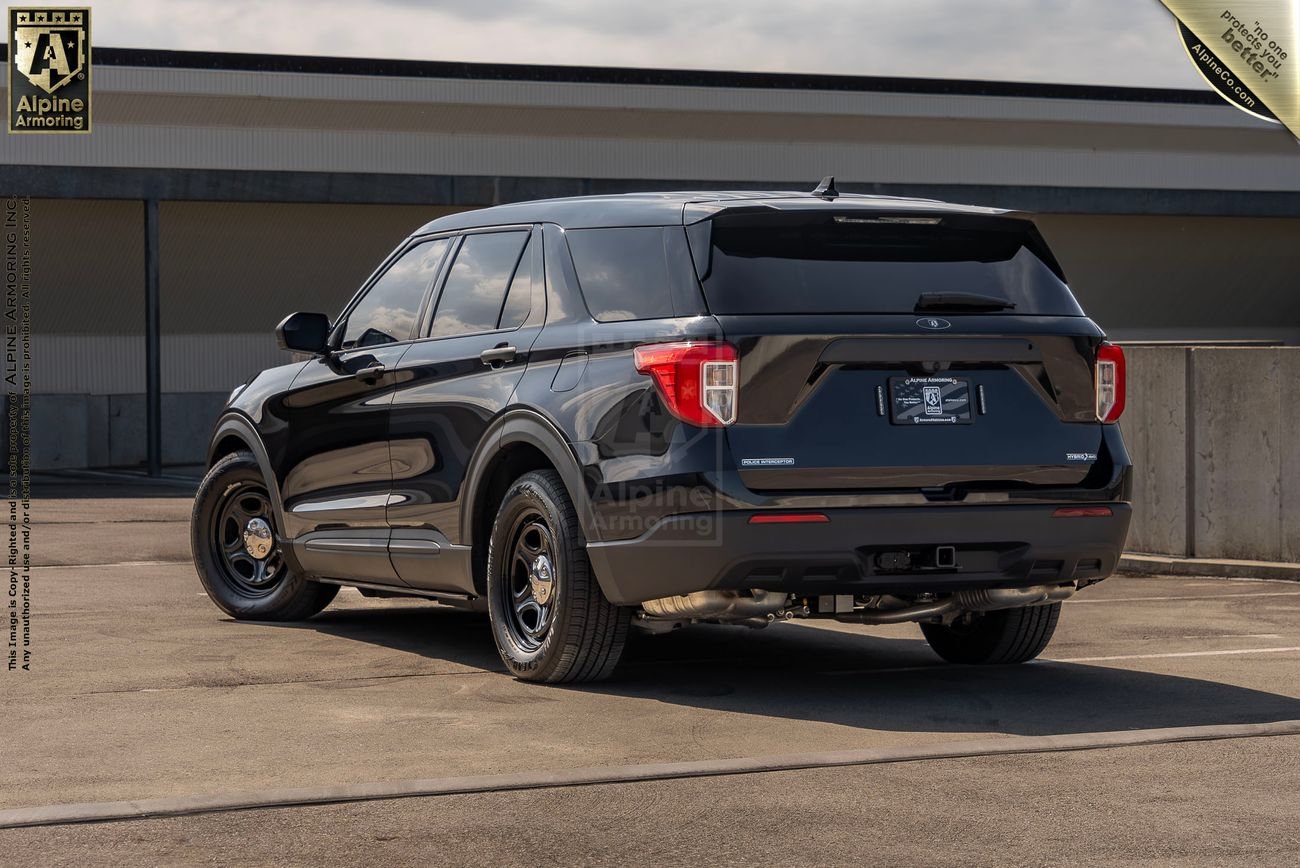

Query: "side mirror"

xmin=275 ymin=311 xmax=331 ymax=354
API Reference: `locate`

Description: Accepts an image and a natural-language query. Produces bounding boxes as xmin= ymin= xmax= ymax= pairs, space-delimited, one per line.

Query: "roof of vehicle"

xmin=413 ymin=190 xmax=1019 ymax=235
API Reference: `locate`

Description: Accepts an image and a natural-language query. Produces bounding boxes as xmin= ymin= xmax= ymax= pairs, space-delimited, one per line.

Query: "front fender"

xmin=207 ymin=413 xmax=292 ymax=556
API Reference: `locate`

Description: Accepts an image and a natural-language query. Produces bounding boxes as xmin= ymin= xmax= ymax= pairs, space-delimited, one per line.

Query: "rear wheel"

xmin=191 ymin=451 xmax=337 ymax=621
xmin=486 ymin=470 xmax=629 ymax=683
xmin=920 ymin=603 xmax=1060 ymax=664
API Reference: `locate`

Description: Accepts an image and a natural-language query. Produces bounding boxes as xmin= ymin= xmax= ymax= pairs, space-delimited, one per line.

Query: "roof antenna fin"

xmin=811 ymin=175 xmax=838 ymax=199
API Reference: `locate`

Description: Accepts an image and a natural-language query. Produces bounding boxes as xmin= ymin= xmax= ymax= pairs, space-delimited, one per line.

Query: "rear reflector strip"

xmin=1052 ymin=506 xmax=1114 ymax=518
xmin=748 ymin=513 xmax=830 ymax=525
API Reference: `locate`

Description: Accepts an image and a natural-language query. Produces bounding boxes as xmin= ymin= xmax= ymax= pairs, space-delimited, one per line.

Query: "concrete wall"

xmin=1122 ymin=347 xmax=1300 ymax=562
xmin=28 ymin=392 xmax=226 ymax=470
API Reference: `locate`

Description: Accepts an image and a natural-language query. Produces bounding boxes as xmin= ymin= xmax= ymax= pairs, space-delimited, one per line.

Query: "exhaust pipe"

xmin=836 ymin=582 xmax=1076 ymax=625
xmin=641 ymin=589 xmax=789 ymax=622
xmin=836 ymin=598 xmax=958 ymax=625
xmin=955 ymin=582 xmax=1076 ymax=612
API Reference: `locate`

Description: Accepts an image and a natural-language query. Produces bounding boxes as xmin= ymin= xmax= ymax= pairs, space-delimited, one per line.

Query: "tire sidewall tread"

xmin=486 ymin=469 xmax=629 ymax=683
xmin=191 ymin=451 xmax=337 ymax=622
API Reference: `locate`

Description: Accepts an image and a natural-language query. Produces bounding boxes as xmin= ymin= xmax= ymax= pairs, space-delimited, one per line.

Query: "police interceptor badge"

xmin=8 ymin=7 xmax=90 ymax=133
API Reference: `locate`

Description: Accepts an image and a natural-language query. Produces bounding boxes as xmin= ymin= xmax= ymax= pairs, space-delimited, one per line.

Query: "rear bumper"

xmin=587 ymin=503 xmax=1131 ymax=606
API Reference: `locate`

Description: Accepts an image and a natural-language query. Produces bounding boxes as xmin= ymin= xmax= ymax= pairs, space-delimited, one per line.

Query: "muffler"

xmin=955 ymin=582 xmax=1076 ymax=612
xmin=641 ymin=589 xmax=789 ymax=622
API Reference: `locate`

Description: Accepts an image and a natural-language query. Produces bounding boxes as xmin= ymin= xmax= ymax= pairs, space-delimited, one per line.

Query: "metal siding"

xmin=32 ymin=334 xmax=285 ymax=394
xmin=1037 ymin=214 xmax=1300 ymax=335
xmin=1 ymin=62 xmax=1295 ymax=193
xmin=9 ymin=125 xmax=1300 ymax=192
xmin=158 ymin=201 xmax=461 ymax=334
xmin=29 ymin=67 xmax=1268 ymax=129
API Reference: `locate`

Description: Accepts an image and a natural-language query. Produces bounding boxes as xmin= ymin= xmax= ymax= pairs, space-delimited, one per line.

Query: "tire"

xmin=920 ymin=603 xmax=1061 ymax=665
xmin=191 ymin=450 xmax=338 ymax=621
xmin=486 ymin=469 xmax=630 ymax=683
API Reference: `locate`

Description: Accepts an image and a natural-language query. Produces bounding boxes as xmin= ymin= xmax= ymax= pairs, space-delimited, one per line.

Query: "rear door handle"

xmin=480 ymin=345 xmax=517 ymax=367
xmin=355 ymin=363 xmax=387 ymax=383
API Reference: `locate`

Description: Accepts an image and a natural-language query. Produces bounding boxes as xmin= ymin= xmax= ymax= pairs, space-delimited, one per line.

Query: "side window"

xmin=497 ymin=235 xmax=534 ymax=331
xmin=429 ymin=231 xmax=529 ymax=338
xmin=565 ymin=227 xmax=675 ymax=322
xmin=342 ymin=238 xmax=449 ymax=349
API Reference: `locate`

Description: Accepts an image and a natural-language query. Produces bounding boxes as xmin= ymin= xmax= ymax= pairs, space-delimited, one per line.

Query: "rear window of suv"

xmin=698 ymin=212 xmax=1083 ymax=316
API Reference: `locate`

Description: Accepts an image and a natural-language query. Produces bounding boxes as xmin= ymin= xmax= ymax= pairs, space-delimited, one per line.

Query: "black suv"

xmin=192 ymin=186 xmax=1131 ymax=683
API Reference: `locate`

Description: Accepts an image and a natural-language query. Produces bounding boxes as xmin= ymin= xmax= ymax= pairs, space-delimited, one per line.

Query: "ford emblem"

xmin=916 ymin=317 xmax=951 ymax=330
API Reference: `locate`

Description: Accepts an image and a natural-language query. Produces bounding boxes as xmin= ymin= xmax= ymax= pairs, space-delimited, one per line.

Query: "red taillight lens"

xmin=633 ymin=341 xmax=737 ymax=427
xmin=1052 ymin=506 xmax=1113 ymax=518
xmin=748 ymin=513 xmax=830 ymax=524
xmin=1095 ymin=343 xmax=1126 ymax=423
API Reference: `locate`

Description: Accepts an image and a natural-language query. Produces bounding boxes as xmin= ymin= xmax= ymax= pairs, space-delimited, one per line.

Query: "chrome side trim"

xmin=290 ymin=494 xmax=393 ymax=514
xmin=302 ymin=538 xmax=390 ymax=553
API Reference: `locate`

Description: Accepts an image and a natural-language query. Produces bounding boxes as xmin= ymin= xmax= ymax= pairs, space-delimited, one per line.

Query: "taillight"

xmin=748 ymin=513 xmax=830 ymax=524
xmin=1053 ymin=506 xmax=1113 ymax=518
xmin=1095 ymin=343 xmax=1126 ymax=423
xmin=633 ymin=341 xmax=737 ymax=427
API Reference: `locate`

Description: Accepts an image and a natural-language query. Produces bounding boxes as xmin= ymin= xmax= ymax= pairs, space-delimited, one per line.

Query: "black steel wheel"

xmin=191 ymin=451 xmax=337 ymax=621
xmin=211 ymin=481 xmax=286 ymax=596
xmin=500 ymin=510 xmax=559 ymax=653
xmin=486 ymin=469 xmax=629 ymax=683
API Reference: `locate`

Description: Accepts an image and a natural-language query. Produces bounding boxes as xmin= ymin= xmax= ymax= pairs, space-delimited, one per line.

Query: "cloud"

xmin=91 ymin=0 xmax=1207 ymax=88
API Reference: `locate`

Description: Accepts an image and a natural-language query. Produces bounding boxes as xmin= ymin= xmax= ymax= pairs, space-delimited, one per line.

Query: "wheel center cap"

xmin=243 ymin=517 xmax=274 ymax=560
xmin=529 ymin=554 xmax=554 ymax=606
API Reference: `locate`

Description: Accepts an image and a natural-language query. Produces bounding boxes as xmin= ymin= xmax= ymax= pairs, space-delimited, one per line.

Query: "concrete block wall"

xmin=1121 ymin=347 xmax=1189 ymax=556
xmin=28 ymin=392 xmax=227 ymax=470
xmin=1123 ymin=347 xmax=1300 ymax=563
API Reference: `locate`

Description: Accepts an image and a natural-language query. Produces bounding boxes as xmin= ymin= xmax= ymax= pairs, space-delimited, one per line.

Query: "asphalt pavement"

xmin=4 ymin=483 xmax=1299 ymax=865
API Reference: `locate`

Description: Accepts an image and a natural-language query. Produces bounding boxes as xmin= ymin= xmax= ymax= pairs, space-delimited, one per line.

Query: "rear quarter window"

xmin=566 ymin=227 xmax=675 ymax=322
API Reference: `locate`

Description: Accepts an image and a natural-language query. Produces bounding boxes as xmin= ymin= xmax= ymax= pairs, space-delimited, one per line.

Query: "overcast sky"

xmin=90 ymin=0 xmax=1208 ymax=90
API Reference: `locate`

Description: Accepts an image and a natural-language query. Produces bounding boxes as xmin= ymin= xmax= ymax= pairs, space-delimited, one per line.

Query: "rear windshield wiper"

xmin=914 ymin=292 xmax=1016 ymax=312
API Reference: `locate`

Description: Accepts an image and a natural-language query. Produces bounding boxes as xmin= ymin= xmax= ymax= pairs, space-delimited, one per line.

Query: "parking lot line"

xmin=33 ymin=560 xmax=190 ymax=570
xmin=1052 ymin=646 xmax=1300 ymax=663
xmin=1068 ymin=591 xmax=1300 ymax=604
xmin=2 ymin=720 xmax=1297 ymax=831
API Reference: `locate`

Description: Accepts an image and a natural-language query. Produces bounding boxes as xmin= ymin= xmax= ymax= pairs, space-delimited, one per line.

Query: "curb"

xmin=1120 ymin=553 xmax=1300 ymax=582
xmin=2 ymin=719 xmax=1297 ymax=830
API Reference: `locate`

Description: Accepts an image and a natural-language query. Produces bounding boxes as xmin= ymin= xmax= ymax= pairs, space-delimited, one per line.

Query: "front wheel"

xmin=486 ymin=470 xmax=629 ymax=683
xmin=191 ymin=451 xmax=337 ymax=621
xmin=920 ymin=603 xmax=1061 ymax=664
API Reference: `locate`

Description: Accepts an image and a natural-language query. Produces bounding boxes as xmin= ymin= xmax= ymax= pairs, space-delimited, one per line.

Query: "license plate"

xmin=889 ymin=376 xmax=973 ymax=425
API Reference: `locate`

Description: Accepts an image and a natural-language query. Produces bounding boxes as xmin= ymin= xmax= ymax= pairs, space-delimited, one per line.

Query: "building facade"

xmin=2 ymin=48 xmax=1298 ymax=470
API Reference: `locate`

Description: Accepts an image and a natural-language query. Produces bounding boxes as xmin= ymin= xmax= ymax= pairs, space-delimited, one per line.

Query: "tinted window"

xmin=701 ymin=214 xmax=1082 ymax=316
xmin=566 ymin=227 xmax=675 ymax=322
xmin=430 ymin=231 xmax=529 ymax=338
xmin=342 ymin=238 xmax=449 ymax=348
xmin=498 ymin=236 xmax=533 ymax=330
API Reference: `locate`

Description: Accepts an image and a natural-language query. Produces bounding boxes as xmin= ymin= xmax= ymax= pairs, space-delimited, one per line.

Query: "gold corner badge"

xmin=7 ymin=6 xmax=91 ymax=133
xmin=1161 ymin=1 xmax=1297 ymax=137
